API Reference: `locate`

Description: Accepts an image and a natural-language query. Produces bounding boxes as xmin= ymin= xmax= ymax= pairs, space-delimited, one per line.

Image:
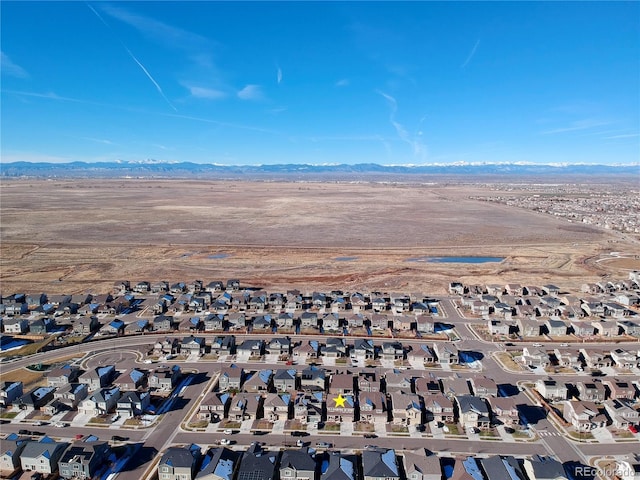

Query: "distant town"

xmin=1 ymin=272 xmax=640 ymax=480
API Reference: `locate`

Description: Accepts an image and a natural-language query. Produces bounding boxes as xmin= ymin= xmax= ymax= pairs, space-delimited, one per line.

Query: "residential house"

xmin=262 ymin=393 xmax=291 ymax=422
xmin=242 ymin=369 xmax=272 ymax=393
xmin=392 ymin=316 xmax=414 ymax=332
xmin=545 ymin=319 xmax=567 ymax=337
xmin=517 ymin=318 xmax=541 ymax=337
xmin=218 ymin=365 xmax=244 ymax=392
xmin=487 ymin=319 xmax=510 ymax=336
xmin=381 ymin=342 xmax=404 ymax=361
xmin=210 ymin=335 xmax=235 ymax=355
xmin=113 ymin=369 xmax=147 ymax=391
xmin=576 ymin=381 xmax=606 ymax=403
xmin=357 ymin=373 xmax=380 ymax=393
xmin=0 ymin=381 xmax=23 ymax=408
xmin=198 ymin=392 xmax=230 ymax=423
xmin=72 ymin=316 xmax=100 ymax=335
xmin=423 ymin=394 xmax=454 ymax=424
xmin=571 ymin=321 xmax=595 ymax=337
xmin=226 ymin=312 xmax=245 ymax=330
xmin=153 ymin=314 xmax=176 ymax=332
xmin=441 ymin=377 xmax=471 ymax=398
xmin=358 ymin=391 xmax=388 ymax=423
xmin=300 ymin=367 xmax=325 ymax=392
xmin=116 ymin=391 xmax=151 ymax=418
xmin=2 ymin=317 xmax=28 ymax=334
xmin=12 ymin=386 xmax=55 ymax=412
xmin=323 ymin=313 xmax=342 ymax=331
xmin=487 ymin=396 xmax=520 ymax=426
xmin=523 ymin=455 xmax=568 ymax=480
xmin=180 ymin=336 xmax=206 ymax=356
xmin=611 ymin=348 xmax=639 ymax=369
xmin=592 ymin=320 xmax=620 ymax=337
xmin=277 ymin=313 xmax=295 ymax=329
xmin=251 ymin=314 xmax=271 ymax=331
xmin=300 ymin=312 xmax=319 ymax=329
xmin=322 ymin=338 xmax=348 ymax=358
xmin=0 ymin=434 xmax=27 ymax=474
xmin=273 ymin=369 xmax=297 ymax=393
xmin=328 ymin=373 xmax=354 ymax=395
xmin=402 ymin=449 xmax=442 ymax=480
xmin=384 ymin=371 xmax=412 ymax=394
xmin=293 ymin=392 xmax=323 ymax=425
xmin=53 ymin=383 xmax=88 ymax=410
xmin=29 ymin=317 xmax=56 ymax=334
xmin=58 ymin=440 xmax=112 ymax=480
xmin=605 ymin=380 xmax=637 ymax=400
xmin=77 ymin=387 xmax=121 ymax=416
xmin=267 ymin=337 xmax=292 ymax=356
xmin=236 ymin=339 xmax=264 ymax=360
xmin=293 ymin=341 xmax=319 ymax=363
xmin=370 ymin=313 xmax=389 ymax=331
xmin=20 ymin=440 xmax=68 ymax=476
xmin=390 ymin=392 xmax=422 ymax=426
xmin=362 ymin=449 xmax=400 ymax=480
xmin=456 ymin=395 xmax=491 ymax=430
xmin=563 ymin=400 xmax=607 ymax=431
xmin=408 ymin=345 xmax=436 ymax=365
xmin=148 ymin=365 xmax=181 ymax=393
xmin=321 ymin=452 xmax=357 ymax=480
xmin=158 ymin=444 xmax=202 ymax=480
xmin=346 ymin=313 xmax=365 ymax=329
xmin=154 ymin=337 xmax=180 ymax=356
xmin=415 ymin=316 xmax=435 ymax=335
xmin=433 ymin=343 xmax=459 ymax=364
xmin=414 ymin=376 xmax=442 ymax=396
xmin=479 ymin=455 xmax=527 ymax=480
xmin=203 ymin=314 xmax=225 ymax=332
xmin=351 ymin=339 xmax=375 ymax=363
xmin=237 ymin=443 xmax=278 ymax=480
xmin=326 ymin=392 xmax=355 ymax=422
xmin=228 ymin=393 xmax=261 ymax=422
xmin=521 ymin=347 xmax=550 ymax=369
xmin=552 ymin=349 xmax=580 ymax=368
xmin=195 ymin=447 xmax=240 ymax=480
xmin=603 ymin=399 xmax=640 ymax=429
xmin=279 ymin=448 xmax=317 ymax=480
xmin=579 ymin=349 xmax=613 ymax=369
xmin=78 ymin=365 xmax=116 ymax=392
xmin=535 ymin=379 xmax=567 ymax=402
xmin=470 ymin=377 xmax=498 ymax=398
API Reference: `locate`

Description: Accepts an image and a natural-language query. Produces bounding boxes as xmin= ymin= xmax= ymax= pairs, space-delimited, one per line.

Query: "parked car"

xmin=315 ymin=442 xmax=332 ymax=448
xmin=629 ymin=424 xmax=638 ymax=434
xmin=111 ymin=435 xmax=129 ymax=442
xmin=54 ymin=422 xmax=68 ymax=428
xmin=532 ymin=343 xmax=543 ymax=347
xmin=560 ymin=343 xmax=570 ymax=347
xmin=223 ymin=428 xmax=233 ymax=435
xmin=220 ymin=439 xmax=231 ymax=445
xmin=19 ymin=429 xmax=33 ymax=435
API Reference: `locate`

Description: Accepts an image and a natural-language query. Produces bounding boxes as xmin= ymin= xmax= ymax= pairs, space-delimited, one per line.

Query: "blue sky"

xmin=1 ymin=1 xmax=638 ymax=165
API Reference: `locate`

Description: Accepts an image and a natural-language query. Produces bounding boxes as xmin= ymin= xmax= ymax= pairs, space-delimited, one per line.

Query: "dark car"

xmin=111 ymin=435 xmax=129 ymax=442
xmin=363 ymin=433 xmax=377 ymax=438
xmin=19 ymin=429 xmax=32 ymax=435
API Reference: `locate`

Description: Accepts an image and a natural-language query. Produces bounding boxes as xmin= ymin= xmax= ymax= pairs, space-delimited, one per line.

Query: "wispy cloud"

xmin=541 ymin=118 xmax=611 ymax=135
xmin=276 ymin=65 xmax=283 ymax=85
xmin=2 ymin=89 xmax=92 ymax=104
xmin=461 ymin=39 xmax=480 ymax=69
xmin=75 ymin=136 xmax=116 ymax=145
xmin=183 ymin=84 xmax=227 ymax=100
xmin=237 ymin=84 xmax=264 ymax=101
xmin=1 ymin=52 xmax=29 ymax=78
xmin=99 ymin=3 xmax=212 ymax=52
xmin=87 ymin=4 xmax=177 ymax=112
xmin=335 ymin=78 xmax=349 ymax=87
xmin=604 ymin=133 xmax=639 ymax=139
xmin=376 ymin=89 xmax=427 ymax=159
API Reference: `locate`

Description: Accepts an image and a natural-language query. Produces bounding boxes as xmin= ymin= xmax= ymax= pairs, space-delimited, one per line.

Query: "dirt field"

xmin=1 ymin=179 xmax=638 ymax=295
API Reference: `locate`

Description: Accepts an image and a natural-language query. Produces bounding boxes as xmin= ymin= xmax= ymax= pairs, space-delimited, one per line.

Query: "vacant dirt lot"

xmin=1 ymin=179 xmax=637 ymax=294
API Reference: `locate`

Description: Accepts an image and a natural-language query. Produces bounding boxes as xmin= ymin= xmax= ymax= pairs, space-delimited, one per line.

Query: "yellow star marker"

xmin=334 ymin=394 xmax=347 ymax=408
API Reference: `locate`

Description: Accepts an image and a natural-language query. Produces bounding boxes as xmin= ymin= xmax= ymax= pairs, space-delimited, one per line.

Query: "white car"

xmin=532 ymin=343 xmax=543 ymax=347
xmin=223 ymin=429 xmax=233 ymax=435
xmin=54 ymin=422 xmax=68 ymax=428
xmin=560 ymin=343 xmax=570 ymax=347
xmin=220 ymin=439 xmax=231 ymax=445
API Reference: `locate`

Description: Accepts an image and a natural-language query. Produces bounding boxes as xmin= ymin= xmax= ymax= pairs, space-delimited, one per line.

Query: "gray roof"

xmin=237 ymin=443 xmax=278 ymax=480
xmin=527 ymin=455 xmax=567 ymax=480
xmin=279 ymin=448 xmax=316 ymax=472
xmin=20 ymin=440 xmax=68 ymax=462
xmin=456 ymin=395 xmax=489 ymax=416
xmin=160 ymin=445 xmax=201 ymax=469
xmin=362 ymin=449 xmax=399 ymax=478
xmin=479 ymin=456 xmax=524 ymax=480
xmin=322 ymin=453 xmax=356 ymax=480
xmin=196 ymin=447 xmax=240 ymax=480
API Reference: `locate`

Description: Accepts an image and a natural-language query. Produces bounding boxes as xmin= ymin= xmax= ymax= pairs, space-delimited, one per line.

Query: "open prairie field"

xmin=1 ymin=179 xmax=637 ymax=294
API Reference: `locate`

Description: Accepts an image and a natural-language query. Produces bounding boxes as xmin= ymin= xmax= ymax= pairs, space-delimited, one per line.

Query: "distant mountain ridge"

xmin=1 ymin=160 xmax=638 ymax=179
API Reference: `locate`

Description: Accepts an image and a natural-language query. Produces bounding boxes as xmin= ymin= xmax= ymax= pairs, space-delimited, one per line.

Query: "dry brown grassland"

xmin=1 ymin=179 xmax=638 ymax=295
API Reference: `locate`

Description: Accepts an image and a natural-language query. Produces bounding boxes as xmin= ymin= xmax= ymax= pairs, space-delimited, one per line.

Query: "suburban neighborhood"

xmin=1 ymin=272 xmax=640 ymax=480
